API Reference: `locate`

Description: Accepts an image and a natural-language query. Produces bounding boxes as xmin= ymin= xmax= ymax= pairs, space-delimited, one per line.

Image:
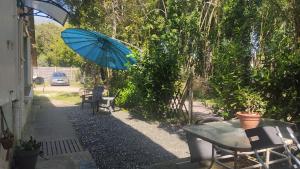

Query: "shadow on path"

xmin=69 ymin=108 xmax=178 ymax=169
xmin=27 ymin=94 xmax=190 ymax=169
xmin=24 ymin=95 xmax=76 ymax=140
xmin=24 ymin=95 xmax=97 ymax=169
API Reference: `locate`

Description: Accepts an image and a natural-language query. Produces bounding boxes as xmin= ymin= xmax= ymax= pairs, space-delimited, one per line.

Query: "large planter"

xmin=186 ymin=117 xmax=223 ymax=164
xmin=186 ymin=132 xmax=216 ymax=163
xmin=15 ymin=148 xmax=40 ymax=169
xmin=236 ymin=112 xmax=261 ymax=130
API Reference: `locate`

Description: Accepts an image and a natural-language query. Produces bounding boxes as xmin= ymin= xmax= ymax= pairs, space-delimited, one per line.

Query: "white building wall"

xmin=0 ymin=0 xmax=33 ymax=168
xmin=14 ymin=17 xmax=25 ymax=140
xmin=0 ymin=0 xmax=19 ymax=167
xmin=0 ymin=0 xmax=19 ymax=105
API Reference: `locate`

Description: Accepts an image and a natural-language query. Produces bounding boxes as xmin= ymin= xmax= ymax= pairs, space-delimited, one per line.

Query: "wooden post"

xmin=188 ymin=68 xmax=194 ymax=124
xmin=70 ymin=67 xmax=73 ymax=82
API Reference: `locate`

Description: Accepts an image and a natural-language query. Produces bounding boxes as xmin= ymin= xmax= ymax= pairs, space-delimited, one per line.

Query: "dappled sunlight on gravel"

xmin=68 ymin=108 xmax=189 ymax=169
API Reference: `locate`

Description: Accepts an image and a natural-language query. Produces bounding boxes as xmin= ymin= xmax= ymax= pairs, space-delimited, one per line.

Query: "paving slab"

xmin=36 ymin=151 xmax=97 ymax=169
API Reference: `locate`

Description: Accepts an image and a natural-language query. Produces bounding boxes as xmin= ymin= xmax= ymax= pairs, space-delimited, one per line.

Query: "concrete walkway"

xmin=23 ymin=96 xmax=96 ymax=169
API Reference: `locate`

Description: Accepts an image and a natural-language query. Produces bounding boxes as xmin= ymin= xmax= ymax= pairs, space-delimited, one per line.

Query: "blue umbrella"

xmin=61 ymin=28 xmax=137 ymax=70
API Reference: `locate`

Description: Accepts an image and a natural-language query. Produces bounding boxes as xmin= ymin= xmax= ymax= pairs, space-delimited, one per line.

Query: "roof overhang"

xmin=21 ymin=0 xmax=69 ymax=25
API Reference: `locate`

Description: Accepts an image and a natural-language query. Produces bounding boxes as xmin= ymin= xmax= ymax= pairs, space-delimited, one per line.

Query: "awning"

xmin=22 ymin=0 xmax=69 ymax=25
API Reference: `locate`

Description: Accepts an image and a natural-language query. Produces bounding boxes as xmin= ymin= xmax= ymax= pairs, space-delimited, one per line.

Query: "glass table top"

xmin=183 ymin=119 xmax=294 ymax=152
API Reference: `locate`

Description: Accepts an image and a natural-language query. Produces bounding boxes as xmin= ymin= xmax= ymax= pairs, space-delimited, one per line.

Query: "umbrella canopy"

xmin=61 ymin=28 xmax=137 ymax=70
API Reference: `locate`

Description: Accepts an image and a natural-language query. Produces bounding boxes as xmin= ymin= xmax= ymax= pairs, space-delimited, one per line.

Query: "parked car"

xmin=50 ymin=72 xmax=69 ymax=86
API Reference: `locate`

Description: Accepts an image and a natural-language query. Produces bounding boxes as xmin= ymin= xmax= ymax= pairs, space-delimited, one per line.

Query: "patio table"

xmin=183 ymin=119 xmax=295 ymax=169
xmin=101 ymin=96 xmax=115 ymax=112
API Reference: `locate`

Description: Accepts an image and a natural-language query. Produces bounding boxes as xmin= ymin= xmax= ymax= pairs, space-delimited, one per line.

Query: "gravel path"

xmin=69 ymin=108 xmax=189 ymax=169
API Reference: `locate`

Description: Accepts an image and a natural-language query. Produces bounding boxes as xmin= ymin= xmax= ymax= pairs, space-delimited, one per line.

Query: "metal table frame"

xmin=212 ymin=145 xmax=291 ymax=169
xmin=183 ymin=119 xmax=294 ymax=169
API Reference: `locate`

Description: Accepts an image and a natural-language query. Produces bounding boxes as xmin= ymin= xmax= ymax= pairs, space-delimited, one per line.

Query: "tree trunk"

xmin=112 ymin=0 xmax=118 ymax=38
xmin=293 ymin=0 xmax=300 ymax=118
xmin=294 ymin=0 xmax=300 ymax=48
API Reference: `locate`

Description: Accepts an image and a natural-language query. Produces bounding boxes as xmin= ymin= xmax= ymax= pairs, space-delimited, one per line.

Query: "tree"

xmin=61 ymin=0 xmax=300 ymax=122
xmin=35 ymin=23 xmax=83 ymax=67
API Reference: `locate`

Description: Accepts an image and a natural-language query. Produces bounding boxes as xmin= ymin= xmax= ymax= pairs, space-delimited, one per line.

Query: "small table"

xmin=183 ymin=119 xmax=294 ymax=169
xmin=101 ymin=96 xmax=115 ymax=112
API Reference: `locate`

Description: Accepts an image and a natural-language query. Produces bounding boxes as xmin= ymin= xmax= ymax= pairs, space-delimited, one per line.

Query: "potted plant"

xmin=14 ymin=136 xmax=41 ymax=169
xmin=0 ymin=129 xmax=14 ymax=160
xmin=235 ymin=88 xmax=267 ymax=129
xmin=1 ymin=130 xmax=14 ymax=149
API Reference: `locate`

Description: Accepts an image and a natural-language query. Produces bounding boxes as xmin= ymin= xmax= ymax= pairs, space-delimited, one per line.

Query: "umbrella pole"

xmin=107 ymin=67 xmax=110 ymax=96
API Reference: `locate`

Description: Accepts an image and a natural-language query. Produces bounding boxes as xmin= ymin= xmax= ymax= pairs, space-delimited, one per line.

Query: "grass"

xmin=34 ymin=81 xmax=83 ymax=88
xmin=70 ymin=81 xmax=83 ymax=87
xmin=34 ymin=91 xmax=81 ymax=105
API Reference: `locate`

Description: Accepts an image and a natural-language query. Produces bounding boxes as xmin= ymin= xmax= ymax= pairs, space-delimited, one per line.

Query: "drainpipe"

xmin=13 ymin=12 xmax=25 ymax=140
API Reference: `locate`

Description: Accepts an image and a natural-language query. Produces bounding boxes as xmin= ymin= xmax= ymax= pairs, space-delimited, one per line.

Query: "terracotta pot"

xmin=236 ymin=112 xmax=261 ymax=130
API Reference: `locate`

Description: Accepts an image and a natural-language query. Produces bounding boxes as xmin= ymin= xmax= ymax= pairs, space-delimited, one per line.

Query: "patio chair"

xmin=186 ymin=116 xmax=223 ymax=164
xmin=287 ymin=127 xmax=300 ymax=157
xmin=81 ymin=86 xmax=104 ymax=114
xmin=245 ymin=126 xmax=300 ymax=169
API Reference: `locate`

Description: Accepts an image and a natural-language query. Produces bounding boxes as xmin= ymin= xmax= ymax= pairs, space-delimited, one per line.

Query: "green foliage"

xmin=16 ymin=136 xmax=41 ymax=151
xmin=80 ymin=61 xmax=106 ymax=88
xmin=62 ymin=0 xmax=300 ymax=123
xmin=210 ymin=40 xmax=251 ymax=118
xmin=132 ymin=1 xmax=193 ymax=119
xmin=209 ymin=0 xmax=300 ymax=121
xmin=116 ymin=81 xmax=141 ymax=109
xmin=35 ymin=23 xmax=83 ymax=67
xmin=235 ymin=88 xmax=266 ymax=115
xmin=251 ymin=51 xmax=300 ymax=120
